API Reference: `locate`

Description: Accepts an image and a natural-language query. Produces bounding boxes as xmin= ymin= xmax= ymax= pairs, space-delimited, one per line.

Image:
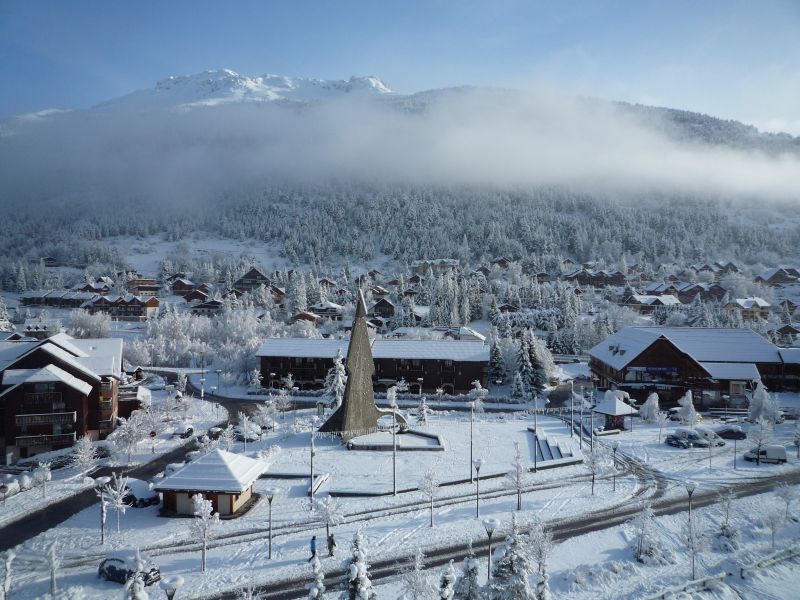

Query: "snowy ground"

xmin=373 ymin=488 xmax=800 ymax=600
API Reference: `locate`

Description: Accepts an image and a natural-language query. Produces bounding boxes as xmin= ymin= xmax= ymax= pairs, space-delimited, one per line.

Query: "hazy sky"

xmin=1 ymin=0 xmax=799 ymax=133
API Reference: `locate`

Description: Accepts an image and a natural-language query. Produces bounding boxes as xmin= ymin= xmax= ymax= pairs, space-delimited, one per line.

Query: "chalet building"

xmin=73 ymin=281 xmax=112 ymax=295
xmin=643 ymin=282 xmax=727 ymax=304
xmin=318 ymin=277 xmax=337 ymax=289
xmin=778 ymin=299 xmax=797 ymax=315
xmin=309 ymin=301 xmax=344 ymax=321
xmin=622 ymin=294 xmax=681 ymax=314
xmin=755 ymin=267 xmax=799 ymax=287
xmin=270 ymin=285 xmax=287 ymax=307
xmin=233 ymin=267 xmax=270 ymax=293
xmin=22 ymin=319 xmax=65 ymax=340
xmin=0 ymin=333 xmax=123 ymax=462
xmin=125 ymin=277 xmax=160 ymax=296
xmin=491 ymin=257 xmax=512 ymax=269
xmin=370 ymin=285 xmax=390 ymax=298
xmin=589 ymin=327 xmax=791 ymax=407
xmin=191 ymin=300 xmax=224 ymax=315
xmin=410 ymin=259 xmax=459 ymax=276
xmin=368 ymin=269 xmax=382 ymax=280
xmin=407 ymin=274 xmax=424 ymax=286
xmin=564 ymin=268 xmax=625 ymax=288
xmin=766 ymin=323 xmax=800 ymax=346
xmin=39 ymin=257 xmax=60 ymax=268
xmin=21 ymin=290 xmax=96 ymax=309
xmin=532 ymin=272 xmax=551 ymax=283
xmin=714 ymin=261 xmax=740 ymax=275
xmin=475 ymin=266 xmax=491 ymax=277
xmin=183 ymin=289 xmax=210 ymax=304
xmin=155 ymin=449 xmax=266 ymax=517
xmin=385 ymin=278 xmax=402 ymax=288
xmin=781 ymin=349 xmax=800 ymax=390
xmin=82 ymin=294 xmax=160 ymax=321
xmin=724 ymin=298 xmax=771 ymax=322
xmin=290 ymin=311 xmax=322 ymax=326
xmin=498 ymin=303 xmax=519 ymax=313
xmin=170 ymin=278 xmax=195 ymax=296
xmin=257 ymin=338 xmax=489 ymax=394
xmin=370 ymin=298 xmax=396 ymax=318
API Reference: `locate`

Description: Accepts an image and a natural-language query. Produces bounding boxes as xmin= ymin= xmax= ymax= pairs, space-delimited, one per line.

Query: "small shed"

xmin=593 ymin=391 xmax=638 ymax=430
xmin=154 ymin=449 xmax=267 ymax=517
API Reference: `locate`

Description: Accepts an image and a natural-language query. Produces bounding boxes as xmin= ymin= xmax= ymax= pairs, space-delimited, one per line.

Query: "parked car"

xmin=207 ymin=427 xmax=224 ymax=440
xmin=743 ymin=445 xmax=788 ymax=464
xmin=664 ymin=434 xmax=691 ymax=449
xmin=672 ymin=428 xmax=710 ymax=448
xmin=694 ymin=426 xmax=726 ymax=446
xmin=713 ymin=425 xmax=747 ymax=440
xmin=123 ymin=478 xmax=159 ymax=508
xmin=234 ymin=423 xmax=261 ymax=442
xmin=98 ymin=552 xmax=161 ymax=585
xmin=173 ymin=423 xmax=194 ymax=439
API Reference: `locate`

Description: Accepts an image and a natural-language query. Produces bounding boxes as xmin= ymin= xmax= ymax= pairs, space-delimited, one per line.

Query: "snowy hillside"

xmin=92 ymin=69 xmax=394 ymax=111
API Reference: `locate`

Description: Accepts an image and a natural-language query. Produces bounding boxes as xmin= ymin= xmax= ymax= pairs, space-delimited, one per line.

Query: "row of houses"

xmin=0 ymin=332 xmax=124 ymax=462
xmin=257 ymin=338 xmax=489 ymax=395
xmin=589 ymin=327 xmax=800 ymax=406
xmin=21 ymin=290 xmax=160 ymax=321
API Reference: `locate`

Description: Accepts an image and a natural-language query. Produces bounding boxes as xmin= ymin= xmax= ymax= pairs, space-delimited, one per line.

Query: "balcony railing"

xmin=98 ymin=418 xmax=115 ymax=430
xmin=24 ymin=392 xmax=62 ymax=405
xmin=15 ymin=411 xmax=76 ymax=426
xmin=15 ymin=432 xmax=76 ymax=447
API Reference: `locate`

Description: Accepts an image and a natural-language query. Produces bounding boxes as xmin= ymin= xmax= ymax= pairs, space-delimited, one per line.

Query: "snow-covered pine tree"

xmin=439 ymin=560 xmax=457 ymax=600
xmin=530 ymin=519 xmax=554 ymax=600
xmin=748 ymin=416 xmax=774 ymax=466
xmin=0 ymin=297 xmax=12 ymax=332
xmin=677 ymin=391 xmax=698 ymax=426
xmin=417 ymin=396 xmax=430 ymax=425
xmin=452 ymin=543 xmax=482 ymax=600
xmin=307 ymin=555 xmax=326 ymax=599
xmin=486 ymin=514 xmax=535 ymax=600
xmin=344 ymin=530 xmax=377 ymax=600
xmin=71 ymin=435 xmax=98 ymax=474
xmin=639 ymin=392 xmax=660 ymax=423
xmin=506 ymin=441 xmax=526 ymax=510
xmin=401 ymin=548 xmax=435 ymax=600
xmin=516 ymin=332 xmax=534 ymax=395
xmin=749 ymin=382 xmax=781 ymax=424
xmin=488 ymin=336 xmax=505 ymax=384
xmin=510 ymin=371 xmax=525 ymax=400
xmin=315 ymin=496 xmax=344 ymax=538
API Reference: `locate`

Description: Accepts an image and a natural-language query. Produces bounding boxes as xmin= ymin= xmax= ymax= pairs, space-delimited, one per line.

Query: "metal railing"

xmin=15 ymin=432 xmax=76 ymax=447
xmin=23 ymin=392 xmax=62 ymax=405
xmin=15 ymin=411 xmax=76 ymax=426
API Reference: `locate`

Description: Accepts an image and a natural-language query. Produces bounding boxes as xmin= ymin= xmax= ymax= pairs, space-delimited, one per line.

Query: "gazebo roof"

xmin=153 ymin=449 xmax=267 ymax=494
xmin=593 ymin=396 xmax=638 ymax=417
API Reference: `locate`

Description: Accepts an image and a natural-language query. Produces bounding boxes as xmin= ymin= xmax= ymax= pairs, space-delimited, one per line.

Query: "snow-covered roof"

xmin=153 ymin=449 xmax=267 ymax=493
xmin=630 ymin=294 xmax=681 ymax=306
xmin=69 ymin=337 xmax=123 ymax=378
xmin=698 ymin=362 xmax=760 ymax=381
xmin=728 ymin=297 xmax=770 ymax=309
xmin=310 ymin=301 xmax=343 ymax=311
xmin=589 ymin=327 xmax=782 ymax=371
xmin=779 ymin=348 xmax=800 ymax=364
xmin=257 ymin=338 xmax=489 ymax=362
xmin=1 ymin=364 xmax=93 ymax=396
xmin=593 ymin=396 xmax=638 ymax=416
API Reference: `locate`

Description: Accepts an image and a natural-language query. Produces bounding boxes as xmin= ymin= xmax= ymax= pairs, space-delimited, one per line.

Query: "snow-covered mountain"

xmin=93 ymin=69 xmax=394 ymax=111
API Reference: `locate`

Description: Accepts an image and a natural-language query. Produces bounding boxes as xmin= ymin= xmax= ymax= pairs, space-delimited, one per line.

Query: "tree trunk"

xmin=202 ymin=539 xmax=207 ymax=572
xmin=517 ymin=489 xmax=522 ymax=511
xmin=116 ymin=510 xmax=121 ymax=533
xmin=430 ymin=498 xmax=434 ymax=527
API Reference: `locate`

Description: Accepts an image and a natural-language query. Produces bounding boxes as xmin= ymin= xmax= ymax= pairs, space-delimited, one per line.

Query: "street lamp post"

xmin=199 ymin=377 xmax=206 ymax=401
xmin=216 ymin=368 xmax=222 ymax=394
xmin=733 ymin=437 xmax=738 ymax=470
xmin=473 ymin=458 xmax=485 ymax=518
xmin=265 ymin=488 xmax=278 ymax=559
xmin=686 ymin=480 xmax=697 ymax=579
xmin=94 ymin=476 xmax=111 ymax=545
xmin=611 ymin=440 xmax=620 ymax=492
xmin=309 ymin=428 xmax=316 ymax=510
xmin=470 ymin=401 xmax=475 ymax=483
xmin=483 ymin=517 xmax=499 ymax=581
xmin=417 ymin=377 xmax=423 ymax=396
xmin=570 ymin=380 xmax=575 ymax=438
xmin=391 ymin=395 xmax=398 ymax=496
xmin=210 ymin=386 xmax=217 ymax=418
xmin=579 ymin=391 xmax=584 ymax=450
xmin=160 ymin=575 xmax=185 ymax=600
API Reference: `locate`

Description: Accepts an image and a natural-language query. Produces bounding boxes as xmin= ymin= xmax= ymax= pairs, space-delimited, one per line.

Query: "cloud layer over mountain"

xmin=1 ymin=73 xmax=799 ymax=206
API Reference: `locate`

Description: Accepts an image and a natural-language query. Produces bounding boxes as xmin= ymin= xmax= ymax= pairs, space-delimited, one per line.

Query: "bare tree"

xmin=419 ymin=469 xmax=440 ymax=527
xmin=656 ymin=411 xmax=669 ymax=443
xmin=238 ymin=411 xmax=253 ymax=452
xmin=714 ymin=490 xmax=739 ymax=551
xmin=33 ymin=462 xmax=51 ymax=498
xmin=219 ymin=424 xmax=236 ymax=452
xmin=46 ymin=543 xmax=60 ymax=595
xmin=775 ymin=484 xmax=797 ymax=522
xmin=191 ymin=494 xmax=220 ymax=572
xmin=104 ymin=472 xmax=129 ymax=533
xmin=586 ymin=446 xmax=609 ymax=496
xmin=632 ymin=502 xmax=657 ymax=562
xmin=505 ymin=441 xmax=527 ymax=510
xmin=315 ymin=495 xmax=344 ymax=538
xmin=112 ymin=416 xmax=143 ymax=463
xmin=762 ymin=504 xmax=785 ymax=550
xmin=72 ymin=435 xmax=98 ymax=474
xmin=529 ymin=518 xmax=554 ymax=600
xmin=0 ymin=550 xmax=14 ymax=600
xmin=748 ymin=417 xmax=773 ymax=466
xmin=401 ymin=548 xmax=435 ymax=600
xmin=682 ymin=511 xmax=707 ymax=580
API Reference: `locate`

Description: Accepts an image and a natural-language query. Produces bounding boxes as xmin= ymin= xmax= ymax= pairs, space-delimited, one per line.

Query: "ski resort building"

xmin=0 ymin=333 xmax=124 ymax=462
xmin=589 ymin=327 xmax=791 ymax=406
xmin=257 ymin=338 xmax=489 ymax=394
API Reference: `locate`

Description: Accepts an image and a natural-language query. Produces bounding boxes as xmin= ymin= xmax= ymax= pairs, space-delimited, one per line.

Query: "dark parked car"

xmin=713 ymin=425 xmax=747 ymax=440
xmin=173 ymin=423 xmax=194 ymax=439
xmin=665 ymin=435 xmax=691 ymax=449
xmin=98 ymin=552 xmax=161 ymax=585
xmin=123 ymin=479 xmax=160 ymax=508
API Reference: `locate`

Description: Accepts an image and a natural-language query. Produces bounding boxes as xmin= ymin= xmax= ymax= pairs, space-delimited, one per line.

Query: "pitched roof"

xmin=698 ymin=362 xmax=760 ymax=381
xmin=153 ymin=449 xmax=267 ymax=493
xmin=257 ymin=338 xmax=489 ymax=362
xmin=589 ymin=327 xmax=782 ymax=371
xmin=593 ymin=394 xmax=638 ymax=416
xmin=1 ymin=364 xmax=93 ymax=396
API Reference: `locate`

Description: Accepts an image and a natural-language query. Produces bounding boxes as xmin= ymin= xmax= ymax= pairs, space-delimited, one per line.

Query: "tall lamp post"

xmin=265 ymin=488 xmax=278 ymax=559
xmin=210 ymin=386 xmax=217 ymax=418
xmin=199 ymin=377 xmax=206 ymax=401
xmin=532 ymin=392 xmax=539 ymax=473
xmin=483 ymin=517 xmax=499 ymax=581
xmin=579 ymin=390 xmax=584 ymax=450
xmin=215 ymin=368 xmax=222 ymax=394
xmin=570 ymin=380 xmax=575 ymax=438
xmin=160 ymin=575 xmax=184 ymax=600
xmin=309 ymin=426 xmax=316 ymax=510
xmin=470 ymin=401 xmax=475 ymax=483
xmin=391 ymin=393 xmax=398 ymax=496
xmin=417 ymin=377 xmax=423 ymax=396
xmin=473 ymin=458 xmax=485 ymax=518
xmin=685 ymin=480 xmax=697 ymax=579
xmin=94 ymin=476 xmax=111 ymax=545
xmin=611 ymin=440 xmax=620 ymax=492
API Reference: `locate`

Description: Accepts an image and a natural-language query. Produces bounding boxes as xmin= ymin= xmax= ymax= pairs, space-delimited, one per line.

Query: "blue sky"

xmin=1 ymin=0 xmax=799 ymax=132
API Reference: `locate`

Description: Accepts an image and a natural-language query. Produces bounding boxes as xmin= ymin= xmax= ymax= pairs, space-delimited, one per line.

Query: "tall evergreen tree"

xmin=486 ymin=515 xmax=535 ymax=599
